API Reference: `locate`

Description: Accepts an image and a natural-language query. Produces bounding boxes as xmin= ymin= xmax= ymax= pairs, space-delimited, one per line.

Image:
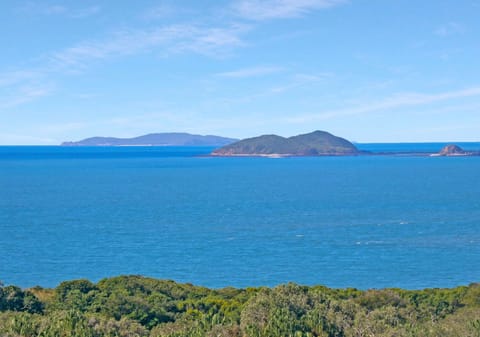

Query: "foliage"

xmin=0 ymin=284 xmax=43 ymax=313
xmin=1 ymin=276 xmax=479 ymax=337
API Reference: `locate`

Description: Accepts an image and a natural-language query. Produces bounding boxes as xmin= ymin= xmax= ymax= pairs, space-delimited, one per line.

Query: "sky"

xmin=1 ymin=0 xmax=480 ymax=144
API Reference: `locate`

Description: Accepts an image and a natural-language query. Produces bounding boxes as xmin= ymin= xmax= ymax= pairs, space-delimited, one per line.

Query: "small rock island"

xmin=211 ymin=130 xmax=360 ymax=157
xmin=434 ymin=144 xmax=478 ymax=157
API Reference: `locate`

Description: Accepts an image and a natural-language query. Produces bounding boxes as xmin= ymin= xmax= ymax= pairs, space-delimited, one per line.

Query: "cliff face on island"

xmin=211 ymin=130 xmax=359 ymax=156
xmin=62 ymin=133 xmax=238 ymax=146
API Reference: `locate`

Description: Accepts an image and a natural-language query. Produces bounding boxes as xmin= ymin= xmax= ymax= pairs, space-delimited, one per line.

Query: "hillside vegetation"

xmin=212 ymin=131 xmax=359 ymax=156
xmin=1 ymin=276 xmax=480 ymax=337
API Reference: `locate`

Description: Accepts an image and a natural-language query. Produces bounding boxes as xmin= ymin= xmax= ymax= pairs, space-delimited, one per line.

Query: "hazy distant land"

xmin=62 ymin=132 xmax=238 ymax=147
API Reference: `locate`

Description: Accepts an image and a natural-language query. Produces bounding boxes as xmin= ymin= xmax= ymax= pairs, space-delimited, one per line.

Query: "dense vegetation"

xmin=1 ymin=276 xmax=480 ymax=337
xmin=212 ymin=130 xmax=359 ymax=156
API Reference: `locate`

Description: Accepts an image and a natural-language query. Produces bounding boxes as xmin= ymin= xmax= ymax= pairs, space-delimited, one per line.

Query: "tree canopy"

xmin=1 ymin=276 xmax=480 ymax=337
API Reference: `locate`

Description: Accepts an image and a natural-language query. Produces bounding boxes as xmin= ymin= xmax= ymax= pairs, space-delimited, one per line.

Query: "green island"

xmin=211 ymin=131 xmax=360 ymax=157
xmin=1 ymin=276 xmax=480 ymax=337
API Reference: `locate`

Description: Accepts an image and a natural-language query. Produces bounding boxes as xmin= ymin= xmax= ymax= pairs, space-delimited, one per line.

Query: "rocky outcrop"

xmin=439 ymin=144 xmax=467 ymax=156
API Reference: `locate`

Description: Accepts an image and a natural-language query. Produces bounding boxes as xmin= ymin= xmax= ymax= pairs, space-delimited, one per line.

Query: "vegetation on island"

xmin=211 ymin=130 xmax=359 ymax=156
xmin=1 ymin=276 xmax=480 ymax=337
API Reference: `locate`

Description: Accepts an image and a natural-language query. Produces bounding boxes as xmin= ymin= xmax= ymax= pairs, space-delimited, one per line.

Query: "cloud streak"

xmin=17 ymin=3 xmax=101 ymax=18
xmin=232 ymin=0 xmax=347 ymax=21
xmin=0 ymin=70 xmax=41 ymax=87
xmin=0 ymin=84 xmax=52 ymax=109
xmin=435 ymin=22 xmax=465 ymax=37
xmin=71 ymin=6 xmax=101 ymax=18
xmin=284 ymin=87 xmax=480 ymax=123
xmin=0 ymin=21 xmax=250 ymax=110
xmin=142 ymin=4 xmax=176 ymax=20
xmin=49 ymin=23 xmax=250 ymax=70
xmin=216 ymin=66 xmax=284 ymax=78
xmin=2 ymin=0 xmax=343 ymax=110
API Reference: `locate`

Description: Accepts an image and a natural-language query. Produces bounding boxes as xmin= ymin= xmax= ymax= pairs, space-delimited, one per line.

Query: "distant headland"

xmin=62 ymin=133 xmax=238 ymax=147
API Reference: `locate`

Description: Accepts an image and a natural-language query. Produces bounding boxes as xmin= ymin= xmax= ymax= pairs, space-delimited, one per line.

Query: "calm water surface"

xmin=1 ymin=144 xmax=480 ymax=289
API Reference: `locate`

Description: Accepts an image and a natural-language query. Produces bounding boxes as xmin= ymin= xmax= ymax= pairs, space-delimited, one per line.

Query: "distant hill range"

xmin=212 ymin=130 xmax=360 ymax=157
xmin=62 ymin=133 xmax=238 ymax=146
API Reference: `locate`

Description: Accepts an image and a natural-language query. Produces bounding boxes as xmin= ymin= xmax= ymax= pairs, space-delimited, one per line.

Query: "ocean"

xmin=1 ymin=143 xmax=480 ymax=289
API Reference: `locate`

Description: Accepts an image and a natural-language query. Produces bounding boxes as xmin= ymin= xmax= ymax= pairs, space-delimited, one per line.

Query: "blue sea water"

xmin=1 ymin=144 xmax=480 ymax=290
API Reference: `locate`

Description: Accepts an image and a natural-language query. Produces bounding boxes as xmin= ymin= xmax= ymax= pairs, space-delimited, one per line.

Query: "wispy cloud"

xmin=142 ymin=4 xmax=176 ymax=20
xmin=17 ymin=2 xmax=101 ymax=18
xmin=3 ymin=1 xmax=333 ymax=110
xmin=216 ymin=66 xmax=284 ymax=78
xmin=435 ymin=22 xmax=465 ymax=37
xmin=49 ymin=27 xmax=183 ymax=68
xmin=283 ymin=87 xmax=480 ymax=123
xmin=0 ymin=84 xmax=52 ymax=109
xmin=232 ymin=0 xmax=347 ymax=21
xmin=0 ymin=68 xmax=52 ymax=111
xmin=44 ymin=5 xmax=67 ymax=15
xmin=50 ymin=23 xmax=250 ymax=70
xmin=171 ymin=24 xmax=250 ymax=56
xmin=269 ymin=73 xmax=331 ymax=93
xmin=0 ymin=70 xmax=41 ymax=87
xmin=72 ymin=93 xmax=101 ymax=100
xmin=71 ymin=6 xmax=101 ymax=19
xmin=1 ymin=18 xmax=250 ymax=110
xmin=210 ymin=72 xmax=330 ymax=107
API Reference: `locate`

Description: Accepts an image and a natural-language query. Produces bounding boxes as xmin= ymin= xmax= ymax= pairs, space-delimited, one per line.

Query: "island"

xmin=211 ymin=130 xmax=360 ymax=157
xmin=62 ymin=133 xmax=238 ymax=147
xmin=433 ymin=144 xmax=479 ymax=157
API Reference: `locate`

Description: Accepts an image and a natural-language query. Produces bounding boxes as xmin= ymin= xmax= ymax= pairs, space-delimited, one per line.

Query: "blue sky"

xmin=1 ymin=0 xmax=480 ymax=144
